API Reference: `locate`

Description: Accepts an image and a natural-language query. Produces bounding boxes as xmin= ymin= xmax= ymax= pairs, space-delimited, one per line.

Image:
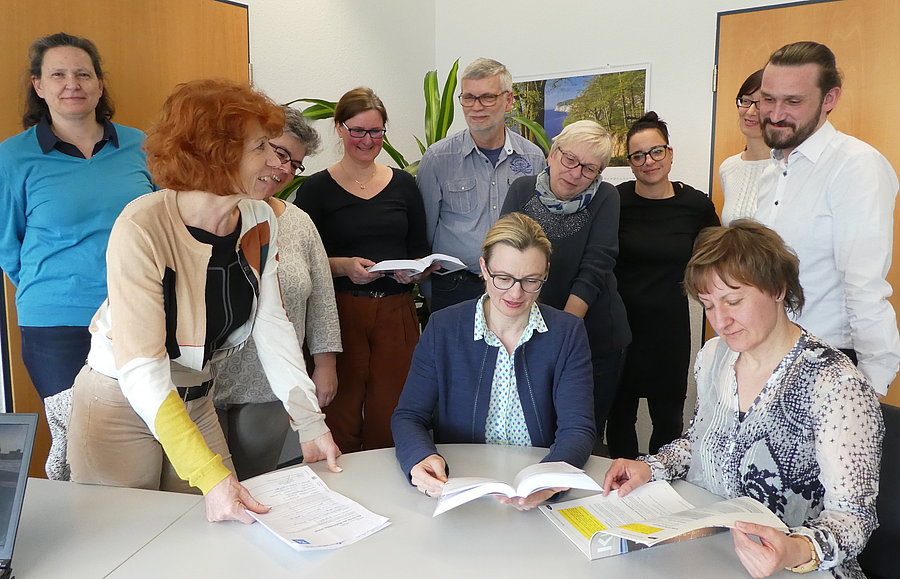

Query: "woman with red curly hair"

xmin=67 ymin=79 xmax=341 ymax=523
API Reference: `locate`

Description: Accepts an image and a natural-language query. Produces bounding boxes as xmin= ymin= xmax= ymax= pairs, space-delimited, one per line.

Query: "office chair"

xmin=858 ymin=402 xmax=899 ymax=579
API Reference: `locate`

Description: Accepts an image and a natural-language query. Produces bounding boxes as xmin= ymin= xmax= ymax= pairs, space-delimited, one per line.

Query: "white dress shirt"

xmin=755 ymin=120 xmax=900 ymax=394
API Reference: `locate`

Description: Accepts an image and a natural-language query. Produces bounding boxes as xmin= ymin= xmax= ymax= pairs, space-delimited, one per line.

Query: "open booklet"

xmin=366 ymin=253 xmax=466 ymax=276
xmin=540 ymin=480 xmax=788 ymax=559
xmin=433 ymin=461 xmax=602 ymax=517
xmin=241 ymin=465 xmax=390 ymax=550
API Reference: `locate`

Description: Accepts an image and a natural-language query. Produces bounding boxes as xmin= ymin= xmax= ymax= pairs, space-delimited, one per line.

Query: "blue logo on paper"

xmin=509 ymin=156 xmax=534 ymax=175
xmin=293 ymin=538 xmax=311 ymax=545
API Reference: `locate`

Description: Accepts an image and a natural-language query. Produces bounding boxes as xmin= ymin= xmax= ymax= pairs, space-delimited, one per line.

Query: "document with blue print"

xmin=541 ymin=480 xmax=786 ymax=559
xmin=241 ymin=465 xmax=389 ymax=550
xmin=433 ymin=461 xmax=602 ymax=516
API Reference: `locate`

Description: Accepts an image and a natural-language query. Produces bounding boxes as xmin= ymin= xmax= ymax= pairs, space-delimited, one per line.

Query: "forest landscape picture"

xmin=510 ymin=66 xmax=648 ymax=167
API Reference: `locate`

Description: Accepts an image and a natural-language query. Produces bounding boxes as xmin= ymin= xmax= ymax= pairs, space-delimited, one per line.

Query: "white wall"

xmin=244 ymin=0 xmax=436 ymax=173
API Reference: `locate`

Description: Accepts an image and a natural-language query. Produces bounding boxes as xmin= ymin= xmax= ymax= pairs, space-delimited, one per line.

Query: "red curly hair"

xmin=144 ymin=79 xmax=284 ymax=196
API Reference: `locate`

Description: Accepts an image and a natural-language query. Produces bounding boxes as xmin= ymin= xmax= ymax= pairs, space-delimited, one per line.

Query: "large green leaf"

xmin=423 ymin=70 xmax=439 ymax=146
xmin=414 ymin=135 xmax=427 ymax=156
xmin=509 ymin=115 xmax=551 ymax=154
xmin=284 ymin=98 xmax=337 ymax=120
xmin=381 ymin=137 xmax=409 ymax=169
xmin=435 ymin=59 xmax=459 ymax=142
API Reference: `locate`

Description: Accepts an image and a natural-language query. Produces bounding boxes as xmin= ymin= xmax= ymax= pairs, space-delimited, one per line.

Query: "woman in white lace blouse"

xmin=603 ymin=220 xmax=882 ymax=578
xmin=719 ymin=70 xmax=771 ymax=225
xmin=215 ymin=107 xmax=342 ymax=480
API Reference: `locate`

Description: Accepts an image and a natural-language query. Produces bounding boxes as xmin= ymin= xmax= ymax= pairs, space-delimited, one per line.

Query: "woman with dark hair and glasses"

xmin=501 ymin=120 xmax=630 ymax=449
xmin=719 ymin=69 xmax=770 ymax=225
xmin=214 ymin=106 xmax=341 ymax=480
xmin=296 ymin=87 xmax=432 ymax=455
xmin=607 ymin=111 xmax=719 ymax=459
xmin=392 ymin=213 xmax=595 ymax=511
xmin=0 ymin=32 xmax=154 ymax=480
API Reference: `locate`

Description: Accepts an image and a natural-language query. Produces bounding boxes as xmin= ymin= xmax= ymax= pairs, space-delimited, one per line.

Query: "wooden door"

xmin=711 ymin=0 xmax=900 ymax=406
xmin=0 ymin=0 xmax=250 ymax=476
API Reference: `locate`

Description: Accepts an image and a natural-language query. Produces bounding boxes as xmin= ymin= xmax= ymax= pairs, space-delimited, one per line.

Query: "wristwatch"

xmin=785 ymin=534 xmax=820 ymax=573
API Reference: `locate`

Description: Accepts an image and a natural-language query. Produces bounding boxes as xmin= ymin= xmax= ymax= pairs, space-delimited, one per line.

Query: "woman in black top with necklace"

xmin=296 ymin=87 xmax=432 ymax=454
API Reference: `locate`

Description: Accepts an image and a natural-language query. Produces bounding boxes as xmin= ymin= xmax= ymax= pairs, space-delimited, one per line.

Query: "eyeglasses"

xmin=484 ymin=264 xmax=546 ymax=293
xmin=458 ymin=91 xmax=508 ymax=107
xmin=627 ymin=145 xmax=670 ymax=166
xmin=556 ymin=148 xmax=601 ymax=179
xmin=736 ymin=97 xmax=760 ymax=109
xmin=271 ymin=144 xmax=305 ymax=176
xmin=341 ymin=122 xmax=386 ymax=140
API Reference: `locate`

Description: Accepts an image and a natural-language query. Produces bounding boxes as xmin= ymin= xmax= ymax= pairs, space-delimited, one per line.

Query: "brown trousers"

xmin=328 ymin=291 xmax=419 ymax=453
xmin=68 ymin=365 xmax=234 ymax=493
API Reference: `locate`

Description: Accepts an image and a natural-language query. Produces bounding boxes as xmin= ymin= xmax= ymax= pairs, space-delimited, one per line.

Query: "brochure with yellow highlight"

xmin=539 ymin=480 xmax=787 ymax=559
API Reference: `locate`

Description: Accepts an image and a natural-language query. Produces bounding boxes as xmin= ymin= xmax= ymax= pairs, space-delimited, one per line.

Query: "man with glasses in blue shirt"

xmin=418 ymin=58 xmax=546 ymax=311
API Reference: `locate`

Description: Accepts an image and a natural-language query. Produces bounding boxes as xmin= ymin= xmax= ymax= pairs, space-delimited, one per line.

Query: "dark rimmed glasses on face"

xmin=458 ymin=91 xmax=508 ymax=107
xmin=271 ymin=144 xmax=305 ymax=176
xmin=736 ymin=97 xmax=760 ymax=109
xmin=484 ymin=264 xmax=546 ymax=293
xmin=341 ymin=122 xmax=387 ymax=140
xmin=556 ymin=148 xmax=601 ymax=180
xmin=627 ymin=145 xmax=670 ymax=166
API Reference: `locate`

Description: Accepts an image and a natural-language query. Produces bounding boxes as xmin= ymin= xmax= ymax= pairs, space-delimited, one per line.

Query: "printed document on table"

xmin=541 ymin=480 xmax=786 ymax=559
xmin=242 ymin=465 xmax=390 ymax=550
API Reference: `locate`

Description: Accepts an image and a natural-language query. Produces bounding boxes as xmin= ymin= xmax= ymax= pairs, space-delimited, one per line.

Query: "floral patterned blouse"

xmin=642 ymin=330 xmax=883 ymax=579
xmin=473 ymin=294 xmax=548 ymax=446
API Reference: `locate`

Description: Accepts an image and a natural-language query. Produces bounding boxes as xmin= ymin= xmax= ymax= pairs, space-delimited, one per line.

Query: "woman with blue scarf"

xmin=501 ymin=120 xmax=630 ymax=448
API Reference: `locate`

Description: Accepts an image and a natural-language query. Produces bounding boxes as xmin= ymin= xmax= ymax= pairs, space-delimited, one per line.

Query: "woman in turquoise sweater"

xmin=0 ymin=33 xmax=153 ymax=479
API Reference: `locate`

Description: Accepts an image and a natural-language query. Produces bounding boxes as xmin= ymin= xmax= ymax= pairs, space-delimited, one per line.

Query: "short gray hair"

xmin=551 ymin=120 xmax=613 ymax=172
xmin=283 ymin=106 xmax=321 ymax=156
xmin=462 ymin=57 xmax=512 ymax=93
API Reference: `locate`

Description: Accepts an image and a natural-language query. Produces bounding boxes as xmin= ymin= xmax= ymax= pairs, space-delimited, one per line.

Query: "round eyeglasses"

xmin=627 ymin=145 xmax=670 ymax=167
xmin=556 ymin=148 xmax=601 ymax=180
xmin=341 ymin=122 xmax=386 ymax=140
xmin=271 ymin=144 xmax=305 ymax=176
xmin=736 ymin=97 xmax=760 ymax=109
xmin=458 ymin=91 xmax=507 ymax=107
xmin=484 ymin=264 xmax=546 ymax=293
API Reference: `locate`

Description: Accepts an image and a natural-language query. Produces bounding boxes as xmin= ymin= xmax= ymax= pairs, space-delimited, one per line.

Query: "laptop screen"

xmin=0 ymin=414 xmax=37 ymax=568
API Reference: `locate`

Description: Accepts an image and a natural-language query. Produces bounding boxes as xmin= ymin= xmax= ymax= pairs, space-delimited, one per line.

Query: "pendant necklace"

xmin=341 ymin=161 xmax=376 ymax=190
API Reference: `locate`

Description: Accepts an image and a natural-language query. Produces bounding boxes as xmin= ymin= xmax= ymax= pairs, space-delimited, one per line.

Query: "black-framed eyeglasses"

xmin=341 ymin=122 xmax=386 ymax=140
xmin=556 ymin=147 xmax=601 ymax=180
xmin=458 ymin=91 xmax=508 ymax=107
xmin=271 ymin=144 xmax=305 ymax=176
xmin=627 ymin=145 xmax=670 ymax=166
xmin=736 ymin=97 xmax=760 ymax=109
xmin=484 ymin=264 xmax=546 ymax=293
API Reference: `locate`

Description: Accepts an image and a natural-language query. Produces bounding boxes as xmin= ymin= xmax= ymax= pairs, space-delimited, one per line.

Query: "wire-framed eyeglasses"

xmin=484 ymin=264 xmax=546 ymax=293
xmin=271 ymin=144 xmax=305 ymax=176
xmin=556 ymin=148 xmax=601 ymax=179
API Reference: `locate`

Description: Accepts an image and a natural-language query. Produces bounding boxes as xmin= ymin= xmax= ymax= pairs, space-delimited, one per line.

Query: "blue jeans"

xmin=19 ymin=325 xmax=91 ymax=398
xmin=430 ymin=271 xmax=485 ymax=312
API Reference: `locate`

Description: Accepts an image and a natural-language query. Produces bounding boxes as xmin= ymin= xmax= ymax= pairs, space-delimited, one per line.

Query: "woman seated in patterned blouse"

xmin=603 ymin=219 xmax=882 ymax=578
xmin=391 ymin=213 xmax=596 ymax=510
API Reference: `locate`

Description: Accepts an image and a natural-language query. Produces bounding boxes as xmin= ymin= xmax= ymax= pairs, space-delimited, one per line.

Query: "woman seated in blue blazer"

xmin=391 ymin=212 xmax=595 ymax=510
